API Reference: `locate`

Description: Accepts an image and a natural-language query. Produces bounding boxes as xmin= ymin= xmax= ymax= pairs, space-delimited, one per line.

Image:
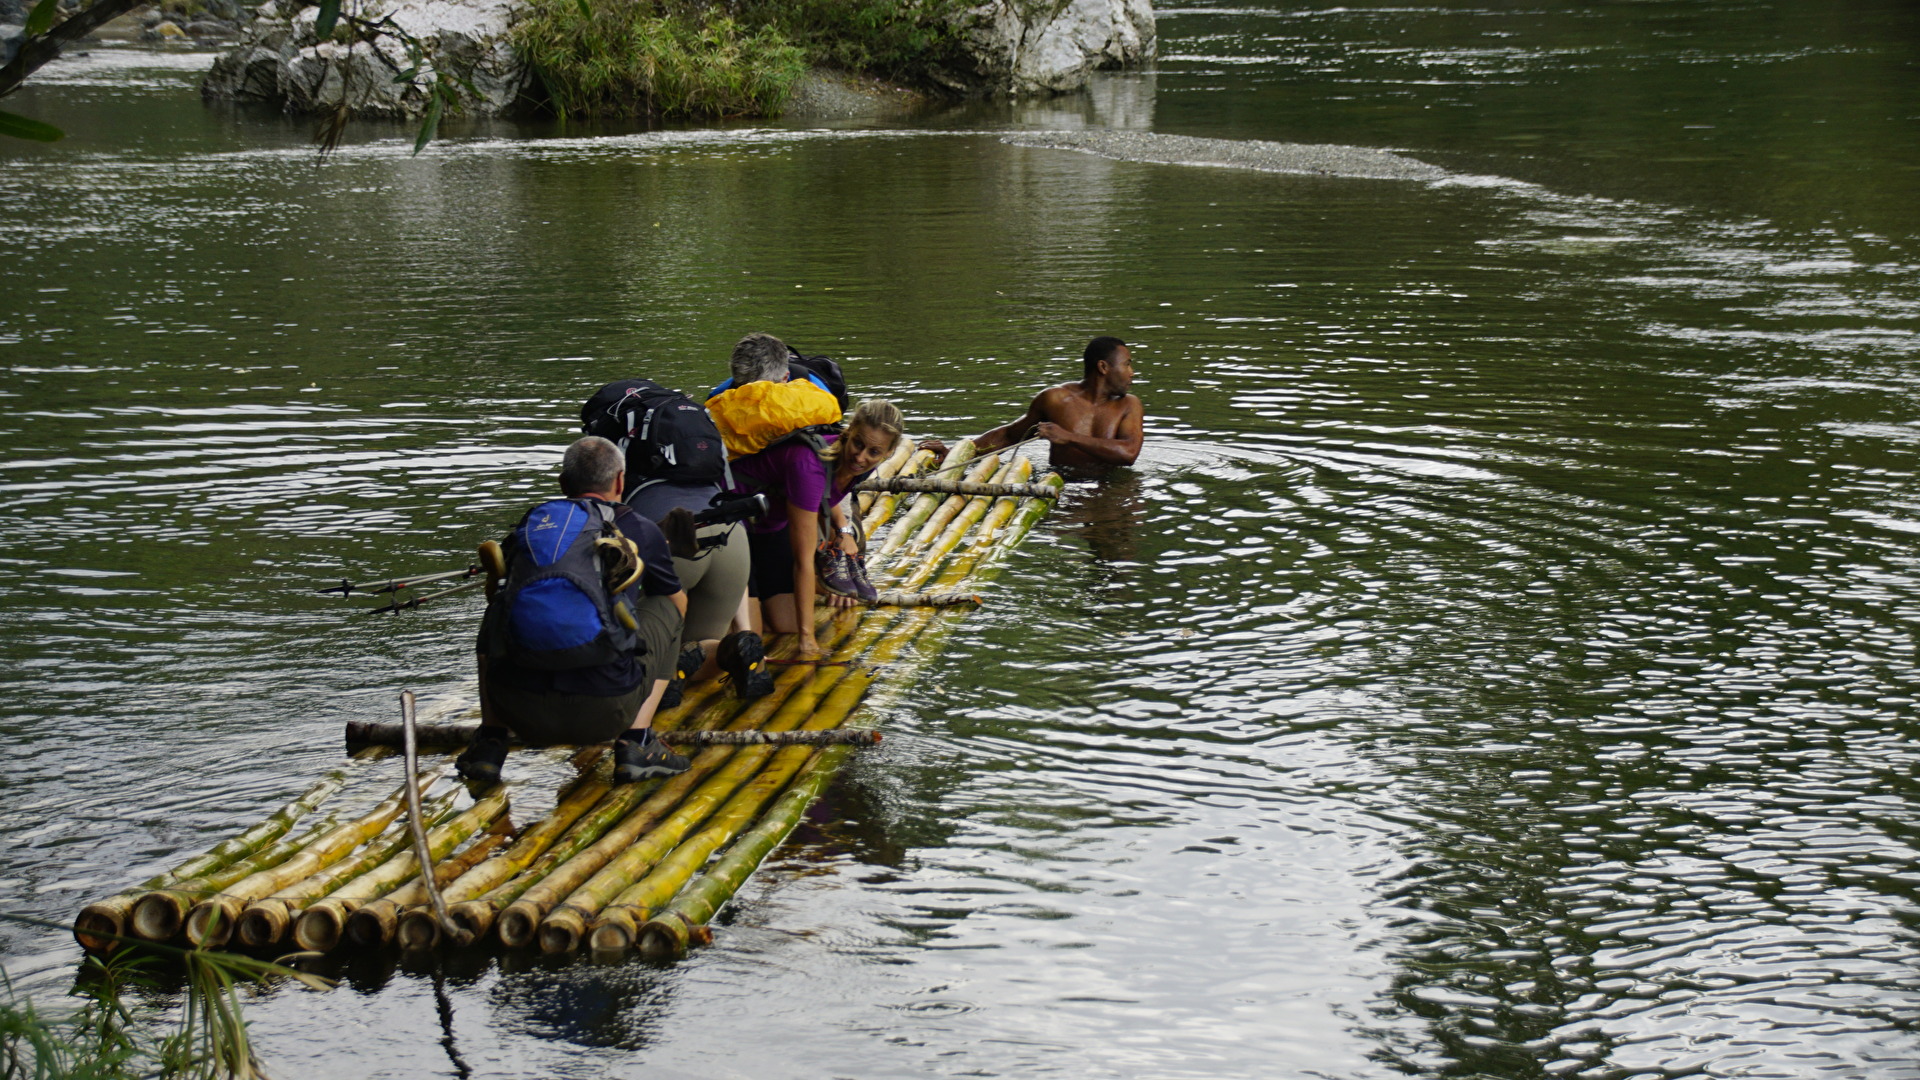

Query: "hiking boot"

xmin=716 ymin=630 xmax=775 ymax=699
xmin=819 ymin=549 xmax=879 ymax=604
xmin=454 ymin=728 xmax=511 ymax=784
xmin=612 ymin=729 xmax=689 ymax=783
xmin=658 ymin=643 xmax=706 ymax=710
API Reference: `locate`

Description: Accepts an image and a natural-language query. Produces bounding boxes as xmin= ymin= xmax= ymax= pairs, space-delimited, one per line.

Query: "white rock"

xmin=946 ymin=0 xmax=1155 ymax=95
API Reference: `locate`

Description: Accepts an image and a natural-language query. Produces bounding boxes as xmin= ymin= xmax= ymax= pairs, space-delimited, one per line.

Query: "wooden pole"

xmin=852 ymin=477 xmax=1059 ymax=499
xmin=74 ymin=772 xmax=345 ymax=952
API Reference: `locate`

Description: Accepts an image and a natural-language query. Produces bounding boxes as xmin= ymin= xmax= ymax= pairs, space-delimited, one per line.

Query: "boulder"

xmin=939 ymin=0 xmax=1154 ymax=95
xmin=201 ymin=0 xmax=527 ymax=117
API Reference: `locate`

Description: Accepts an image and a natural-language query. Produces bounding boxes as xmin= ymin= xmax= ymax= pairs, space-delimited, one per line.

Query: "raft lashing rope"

xmin=77 ymin=438 xmax=1061 ymax=962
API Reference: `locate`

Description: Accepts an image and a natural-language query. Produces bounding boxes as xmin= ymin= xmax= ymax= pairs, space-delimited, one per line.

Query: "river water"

xmin=4 ymin=2 xmax=1920 ymax=1077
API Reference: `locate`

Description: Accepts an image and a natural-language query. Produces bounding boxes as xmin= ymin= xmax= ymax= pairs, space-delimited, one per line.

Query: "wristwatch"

xmin=837 ymin=525 xmax=856 ymax=536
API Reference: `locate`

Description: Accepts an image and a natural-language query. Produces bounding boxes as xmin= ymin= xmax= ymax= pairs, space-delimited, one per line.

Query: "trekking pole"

xmin=319 ymin=565 xmax=486 ymax=597
xmin=400 ymin=691 xmax=473 ymax=946
xmin=360 ymin=578 xmax=485 ymax=615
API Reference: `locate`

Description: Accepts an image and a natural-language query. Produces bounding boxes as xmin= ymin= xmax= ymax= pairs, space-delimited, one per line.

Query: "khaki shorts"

xmin=672 ymin=522 xmax=750 ymax=644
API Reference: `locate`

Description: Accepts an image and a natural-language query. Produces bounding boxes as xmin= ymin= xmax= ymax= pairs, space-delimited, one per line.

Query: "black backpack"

xmin=785 ymin=347 xmax=848 ymax=411
xmin=477 ymin=498 xmax=642 ymax=671
xmin=581 ymin=379 xmax=729 ymax=494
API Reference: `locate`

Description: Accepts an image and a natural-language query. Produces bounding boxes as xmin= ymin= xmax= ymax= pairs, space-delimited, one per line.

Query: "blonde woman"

xmin=730 ymin=397 xmax=903 ymax=657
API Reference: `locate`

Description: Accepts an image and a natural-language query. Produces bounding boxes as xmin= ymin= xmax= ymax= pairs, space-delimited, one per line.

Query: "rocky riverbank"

xmin=195 ymin=0 xmax=1153 ymax=119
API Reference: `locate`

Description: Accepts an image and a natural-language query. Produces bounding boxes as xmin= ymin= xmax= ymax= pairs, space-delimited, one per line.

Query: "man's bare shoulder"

xmin=1032 ymin=383 xmax=1088 ymax=412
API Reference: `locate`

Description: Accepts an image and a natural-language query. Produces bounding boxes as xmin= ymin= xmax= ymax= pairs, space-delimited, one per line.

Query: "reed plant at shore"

xmin=513 ymin=0 xmax=807 ymax=119
xmin=5 ymin=912 xmax=325 ymax=1079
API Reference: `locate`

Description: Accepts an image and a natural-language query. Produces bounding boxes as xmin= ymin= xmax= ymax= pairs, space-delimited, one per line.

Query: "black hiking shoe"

xmin=659 ymin=643 xmax=706 ymax=710
xmin=715 ymin=630 xmax=775 ymax=700
xmin=455 ymin=727 xmax=511 ymax=784
xmin=613 ymin=729 xmax=689 ymax=783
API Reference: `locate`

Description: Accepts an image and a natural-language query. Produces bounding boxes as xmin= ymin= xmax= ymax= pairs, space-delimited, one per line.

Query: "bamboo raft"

xmin=75 ymin=438 xmax=1059 ymax=962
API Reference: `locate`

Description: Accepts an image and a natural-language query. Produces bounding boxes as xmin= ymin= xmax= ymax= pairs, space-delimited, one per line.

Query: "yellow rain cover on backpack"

xmin=706 ymin=378 xmax=843 ymax=459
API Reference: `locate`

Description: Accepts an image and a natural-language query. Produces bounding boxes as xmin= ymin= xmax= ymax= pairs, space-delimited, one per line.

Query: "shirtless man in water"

xmin=971 ymin=336 xmax=1144 ymax=469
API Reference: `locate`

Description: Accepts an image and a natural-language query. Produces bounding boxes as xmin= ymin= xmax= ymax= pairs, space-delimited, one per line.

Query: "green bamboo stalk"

xmin=308 ymin=822 xmax=509 ymax=953
xmin=636 ymin=742 xmax=859 ymax=960
xmin=495 ymin=613 xmax=873 ymax=949
xmin=235 ymin=791 xmax=458 ymax=947
xmin=894 ymin=454 xmax=1002 ymax=564
xmin=615 ymin=476 xmax=1065 ymax=958
xmin=182 ymin=772 xmax=437 ymax=947
xmin=75 ymin=772 xmax=346 ymax=952
xmin=259 ymin=787 xmax=503 ymax=948
xmin=436 ymin=610 xmax=851 ymax=946
xmin=581 ymin=605 xmax=912 ymax=953
xmin=127 ymin=812 xmax=343 ymax=943
xmin=897 ymin=459 xmax=1030 ymax=593
xmin=343 ymin=818 xmax=510 ymax=945
xmin=860 ymin=446 xmax=935 ymax=525
xmin=874 ymin=439 xmax=974 ymax=559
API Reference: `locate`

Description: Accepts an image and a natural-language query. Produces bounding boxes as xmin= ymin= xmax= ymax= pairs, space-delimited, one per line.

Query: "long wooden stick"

xmin=401 ymin=690 xmax=469 ymax=945
xmin=852 ymin=477 xmax=1058 ymax=499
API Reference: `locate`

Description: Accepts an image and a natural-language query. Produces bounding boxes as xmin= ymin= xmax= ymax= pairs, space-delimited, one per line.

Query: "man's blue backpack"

xmin=478 ymin=499 xmax=641 ymax=671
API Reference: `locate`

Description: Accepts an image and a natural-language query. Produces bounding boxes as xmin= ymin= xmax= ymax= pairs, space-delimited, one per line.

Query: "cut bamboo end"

xmin=74 ymin=897 xmax=134 ymax=954
xmin=295 ymin=898 xmax=357 ymax=953
xmin=587 ymin=905 xmax=645 ymax=956
xmin=448 ymin=899 xmax=499 ymax=943
xmin=539 ymin=905 xmax=590 ymax=955
xmin=392 ymin=906 xmax=440 ymax=952
xmin=184 ymin=896 xmax=243 ymax=948
xmin=235 ymin=899 xmax=293 ymax=947
xmin=130 ymin=890 xmax=193 ymax=942
xmin=496 ymin=899 xmax=545 ymax=948
xmin=637 ymin=911 xmax=708 ymax=960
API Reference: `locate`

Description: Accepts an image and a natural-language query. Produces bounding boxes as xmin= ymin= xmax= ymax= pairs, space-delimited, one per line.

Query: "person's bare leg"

xmin=762 ymin=593 xmax=799 ymax=634
xmin=626 ymin=678 xmax=671 ymax=734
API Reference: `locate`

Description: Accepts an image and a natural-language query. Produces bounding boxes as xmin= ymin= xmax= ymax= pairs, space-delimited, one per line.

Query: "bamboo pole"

xmin=893 ymin=454 xmax=1001 ymax=563
xmin=614 ymin=476 xmax=1064 ymax=959
xmin=636 ymin=741 xmax=857 ymax=960
xmin=859 ymin=447 xmax=936 ymax=526
xmin=181 ymin=772 xmax=438 ymax=947
xmin=578 ymin=603 xmax=914 ymax=954
xmin=126 ymin=812 xmax=343 ymax=943
xmin=897 ymin=459 xmax=1030 ymax=593
xmin=494 ymin=613 xmax=870 ymax=949
xmin=874 ymin=440 xmax=974 ymax=558
xmin=234 ymin=791 xmax=458 ymax=947
xmin=392 ymin=666 xmax=757 ymax=950
xmin=433 ymin=611 xmax=850 ymax=947
xmin=309 ymin=824 xmax=508 ymax=953
xmin=74 ymin=772 xmax=345 ymax=952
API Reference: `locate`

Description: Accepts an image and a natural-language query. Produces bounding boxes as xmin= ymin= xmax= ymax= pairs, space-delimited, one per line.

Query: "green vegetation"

xmin=511 ymin=0 xmax=968 ymax=120
xmin=0 ymin=913 xmax=323 ymax=1079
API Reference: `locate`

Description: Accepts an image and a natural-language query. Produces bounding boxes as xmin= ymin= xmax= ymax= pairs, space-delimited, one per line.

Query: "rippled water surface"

xmin=4 ymin=3 xmax=1920 ymax=1077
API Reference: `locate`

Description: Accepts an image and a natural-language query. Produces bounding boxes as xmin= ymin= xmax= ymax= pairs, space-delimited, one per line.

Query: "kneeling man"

xmin=459 ymin=436 xmax=691 ymax=784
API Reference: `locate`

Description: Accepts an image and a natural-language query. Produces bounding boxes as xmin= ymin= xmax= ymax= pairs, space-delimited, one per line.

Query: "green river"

xmin=3 ymin=1 xmax=1919 ymax=1076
